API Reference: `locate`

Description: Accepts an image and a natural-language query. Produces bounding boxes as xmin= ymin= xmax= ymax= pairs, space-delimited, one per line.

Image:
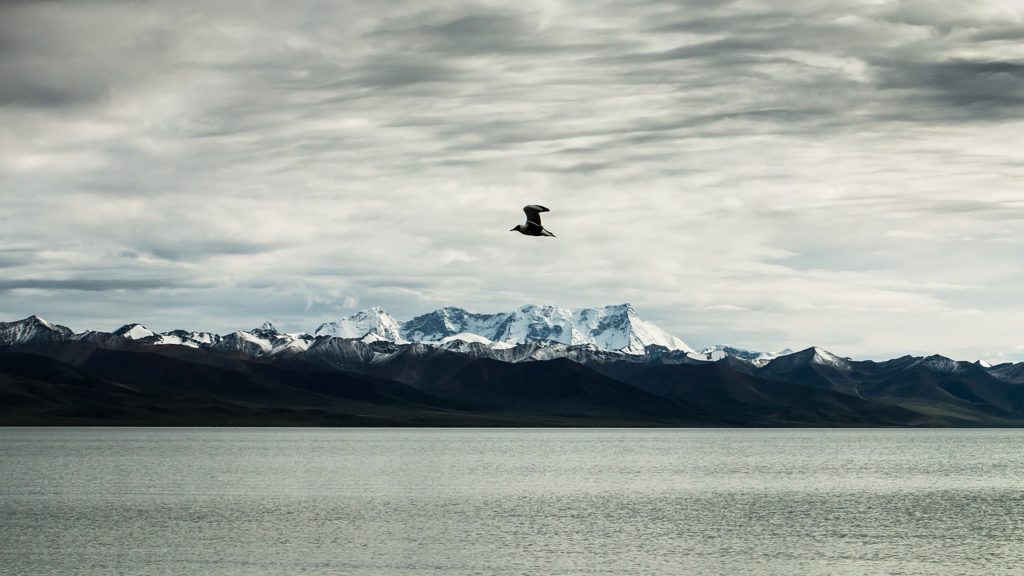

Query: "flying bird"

xmin=510 ymin=205 xmax=556 ymax=237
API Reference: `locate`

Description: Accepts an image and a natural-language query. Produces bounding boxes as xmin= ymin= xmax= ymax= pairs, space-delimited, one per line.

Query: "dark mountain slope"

xmin=987 ymin=362 xmax=1024 ymax=384
xmin=5 ymin=338 xmax=1024 ymax=427
xmin=0 ymin=350 xmax=723 ymax=426
xmin=0 ymin=351 xmax=569 ymax=426
xmin=857 ymin=360 xmax=1024 ymax=422
xmin=595 ymin=360 xmax=942 ymax=426
xmin=406 ymin=357 xmax=724 ymax=424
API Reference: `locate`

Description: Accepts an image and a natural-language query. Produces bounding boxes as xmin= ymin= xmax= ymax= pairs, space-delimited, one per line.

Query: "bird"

xmin=510 ymin=205 xmax=556 ymax=237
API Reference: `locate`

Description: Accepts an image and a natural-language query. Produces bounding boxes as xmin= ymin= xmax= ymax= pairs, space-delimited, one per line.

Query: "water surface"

xmin=2 ymin=428 xmax=1022 ymax=575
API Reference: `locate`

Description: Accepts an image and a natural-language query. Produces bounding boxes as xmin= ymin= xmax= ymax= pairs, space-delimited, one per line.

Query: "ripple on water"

xmin=1 ymin=428 xmax=1022 ymax=576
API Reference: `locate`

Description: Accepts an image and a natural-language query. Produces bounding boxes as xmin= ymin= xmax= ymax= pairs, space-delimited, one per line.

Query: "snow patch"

xmin=921 ymin=355 xmax=962 ymax=373
xmin=810 ymin=347 xmax=850 ymax=369
xmin=438 ymin=332 xmax=494 ymax=346
xmin=116 ymin=324 xmax=156 ymax=340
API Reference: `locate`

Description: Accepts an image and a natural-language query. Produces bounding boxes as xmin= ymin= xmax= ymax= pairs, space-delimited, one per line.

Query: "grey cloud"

xmin=879 ymin=1 xmax=1020 ymax=31
xmin=0 ymin=79 xmax=84 ymax=108
xmin=644 ymin=38 xmax=794 ymax=62
xmin=353 ymin=57 xmax=469 ymax=89
xmin=374 ymin=11 xmax=548 ymax=55
xmin=0 ymin=249 xmax=35 ymax=268
xmin=875 ymin=59 xmax=1024 ymax=118
xmin=2 ymin=0 xmax=1024 ymax=360
xmin=652 ymin=11 xmax=799 ymax=35
xmin=0 ymin=3 xmax=172 ymax=109
xmin=0 ymin=278 xmax=202 ymax=292
xmin=371 ymin=7 xmax=637 ymax=63
xmin=140 ymin=240 xmax=283 ymax=262
xmin=964 ymin=26 xmax=1024 ymax=43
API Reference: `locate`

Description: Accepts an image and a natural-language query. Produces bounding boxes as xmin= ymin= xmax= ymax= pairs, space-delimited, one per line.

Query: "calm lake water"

xmin=1 ymin=428 xmax=1022 ymax=576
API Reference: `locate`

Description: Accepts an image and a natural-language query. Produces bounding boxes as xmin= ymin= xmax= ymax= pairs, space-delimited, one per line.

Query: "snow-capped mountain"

xmin=401 ymin=304 xmax=693 ymax=354
xmin=0 ymin=305 xmax=697 ymax=362
xmin=114 ymin=323 xmax=156 ymax=340
xmin=249 ymin=321 xmax=281 ymax=341
xmin=0 ymin=307 xmax=756 ymax=363
xmin=918 ymin=354 xmax=964 ymax=374
xmin=0 ymin=315 xmax=73 ymax=345
xmin=768 ymin=346 xmax=854 ymax=372
xmin=315 ymin=307 xmax=404 ymax=342
xmin=154 ymin=330 xmax=221 ymax=348
xmin=401 ymin=307 xmax=508 ymax=342
xmin=809 ymin=346 xmax=852 ymax=369
xmin=212 ymin=322 xmax=314 ymax=356
xmin=4 ymin=310 xmax=1024 ymax=411
xmin=213 ymin=330 xmax=275 ymax=356
xmin=700 ymin=345 xmax=794 ymax=366
xmin=7 ymin=308 xmax=1017 ymax=383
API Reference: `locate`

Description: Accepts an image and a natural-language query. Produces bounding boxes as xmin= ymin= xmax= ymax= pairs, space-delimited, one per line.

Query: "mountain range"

xmin=2 ymin=304 xmax=1022 ymax=427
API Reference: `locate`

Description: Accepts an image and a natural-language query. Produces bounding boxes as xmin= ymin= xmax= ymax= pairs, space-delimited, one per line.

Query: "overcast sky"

xmin=2 ymin=0 xmax=1023 ymax=362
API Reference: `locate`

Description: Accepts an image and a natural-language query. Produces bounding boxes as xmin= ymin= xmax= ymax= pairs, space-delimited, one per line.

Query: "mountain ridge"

xmin=1 ymin=304 xmax=702 ymax=358
xmin=4 ymin=308 xmax=1024 ymax=426
xmin=1 ymin=307 xmax=1017 ymax=373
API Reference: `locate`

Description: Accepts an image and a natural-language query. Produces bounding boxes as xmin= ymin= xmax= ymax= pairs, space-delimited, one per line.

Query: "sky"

xmin=2 ymin=0 xmax=1023 ymax=362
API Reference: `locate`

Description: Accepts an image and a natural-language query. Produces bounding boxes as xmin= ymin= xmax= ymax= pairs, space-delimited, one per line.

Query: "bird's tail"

xmin=542 ymin=228 xmax=556 ymax=237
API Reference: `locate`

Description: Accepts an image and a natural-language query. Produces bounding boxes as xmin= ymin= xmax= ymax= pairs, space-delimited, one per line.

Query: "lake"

xmin=2 ymin=428 xmax=1022 ymax=575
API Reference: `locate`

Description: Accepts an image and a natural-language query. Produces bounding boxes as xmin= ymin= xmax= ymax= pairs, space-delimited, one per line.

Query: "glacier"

xmin=400 ymin=304 xmax=693 ymax=354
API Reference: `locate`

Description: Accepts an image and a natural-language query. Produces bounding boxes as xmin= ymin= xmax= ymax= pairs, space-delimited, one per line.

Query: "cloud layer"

xmin=2 ymin=0 xmax=1023 ymax=362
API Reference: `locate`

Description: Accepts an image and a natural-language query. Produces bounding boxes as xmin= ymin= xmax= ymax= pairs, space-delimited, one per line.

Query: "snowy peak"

xmin=0 ymin=315 xmax=74 ymax=345
xmin=401 ymin=307 xmax=505 ymax=342
xmin=496 ymin=304 xmax=584 ymax=346
xmin=113 ymin=323 xmax=156 ymax=340
xmin=919 ymin=354 xmax=964 ymax=374
xmin=249 ymin=321 xmax=281 ymax=340
xmin=315 ymin=307 xmax=404 ymax=342
xmin=400 ymin=303 xmax=693 ymax=354
xmin=810 ymin=347 xmax=851 ymax=369
xmin=764 ymin=346 xmax=852 ymax=372
xmin=590 ymin=303 xmax=693 ymax=354
xmin=213 ymin=331 xmax=273 ymax=355
xmin=27 ymin=315 xmax=58 ymax=329
xmin=3 ymin=312 xmax=1017 ymax=378
xmin=209 ymin=325 xmax=312 ymax=357
xmin=157 ymin=330 xmax=221 ymax=348
xmin=700 ymin=345 xmax=792 ymax=366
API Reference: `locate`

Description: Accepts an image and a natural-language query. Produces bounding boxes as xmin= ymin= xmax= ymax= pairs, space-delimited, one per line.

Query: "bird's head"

xmin=510 ymin=225 xmax=520 ymax=232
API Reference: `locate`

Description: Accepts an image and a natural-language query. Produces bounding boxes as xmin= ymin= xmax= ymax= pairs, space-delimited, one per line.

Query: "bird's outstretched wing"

xmin=523 ymin=205 xmax=549 ymax=226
